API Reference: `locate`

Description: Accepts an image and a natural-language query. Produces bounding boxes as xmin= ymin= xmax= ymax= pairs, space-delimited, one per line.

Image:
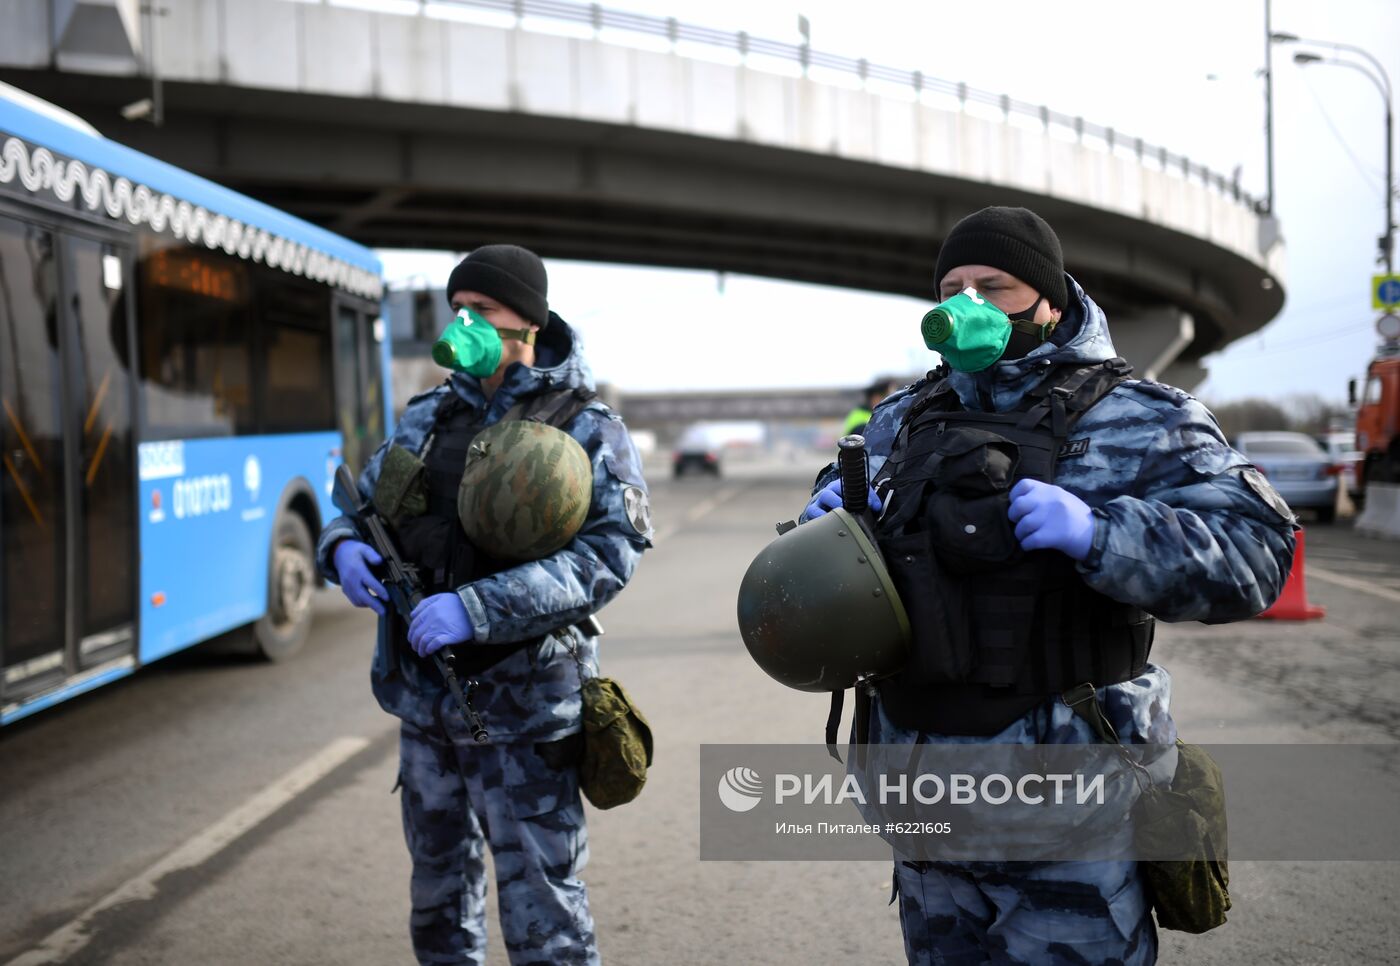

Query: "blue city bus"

xmin=0 ymin=84 xmax=392 ymax=725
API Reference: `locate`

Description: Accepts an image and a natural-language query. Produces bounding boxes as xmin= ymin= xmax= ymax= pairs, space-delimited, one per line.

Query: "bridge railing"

xmin=416 ymin=0 xmax=1258 ymax=211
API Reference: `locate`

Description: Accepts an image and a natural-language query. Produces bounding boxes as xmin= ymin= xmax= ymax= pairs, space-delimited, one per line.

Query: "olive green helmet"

xmin=458 ymin=420 xmax=593 ymax=561
xmin=737 ymin=508 xmax=909 ymax=692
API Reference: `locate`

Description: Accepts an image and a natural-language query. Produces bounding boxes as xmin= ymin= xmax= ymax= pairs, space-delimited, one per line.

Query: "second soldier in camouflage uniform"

xmin=803 ymin=207 xmax=1295 ymax=965
xmin=319 ymin=245 xmax=652 ymax=966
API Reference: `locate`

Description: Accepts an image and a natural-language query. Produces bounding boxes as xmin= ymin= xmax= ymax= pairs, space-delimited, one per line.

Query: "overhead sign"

xmin=1374 ymin=274 xmax=1400 ymax=309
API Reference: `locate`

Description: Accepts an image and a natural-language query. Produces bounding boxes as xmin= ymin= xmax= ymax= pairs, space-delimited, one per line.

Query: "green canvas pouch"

xmin=1064 ymin=685 xmax=1230 ymax=934
xmin=578 ymin=676 xmax=654 ymax=810
xmin=1135 ymin=739 xmax=1231 ymax=933
xmin=372 ymin=445 xmax=428 ymax=527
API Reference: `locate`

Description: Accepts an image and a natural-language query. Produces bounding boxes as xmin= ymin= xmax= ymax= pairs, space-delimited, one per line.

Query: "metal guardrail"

xmin=390 ymin=0 xmax=1259 ymax=211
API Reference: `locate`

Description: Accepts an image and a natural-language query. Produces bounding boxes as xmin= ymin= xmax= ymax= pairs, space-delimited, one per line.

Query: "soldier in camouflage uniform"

xmin=318 ymin=245 xmax=652 ymax=966
xmin=802 ymin=208 xmax=1296 ymax=964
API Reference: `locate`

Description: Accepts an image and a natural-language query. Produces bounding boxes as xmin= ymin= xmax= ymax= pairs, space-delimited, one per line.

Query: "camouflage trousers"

xmin=397 ymin=723 xmax=599 ymax=966
xmin=893 ymin=857 xmax=1156 ymax=965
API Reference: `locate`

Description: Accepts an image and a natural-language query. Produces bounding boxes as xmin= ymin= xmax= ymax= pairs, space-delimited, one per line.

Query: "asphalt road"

xmin=2 ymin=462 xmax=1398 ymax=965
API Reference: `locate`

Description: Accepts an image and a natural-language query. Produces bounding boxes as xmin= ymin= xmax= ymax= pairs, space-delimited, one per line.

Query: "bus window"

xmin=137 ymin=243 xmax=254 ymax=439
xmin=334 ymin=301 xmax=385 ymax=473
xmin=258 ymin=272 xmax=335 ymax=434
xmin=62 ymin=233 xmax=136 ymax=664
xmin=358 ymin=307 xmax=385 ymax=454
xmin=0 ymin=216 xmax=68 ymax=686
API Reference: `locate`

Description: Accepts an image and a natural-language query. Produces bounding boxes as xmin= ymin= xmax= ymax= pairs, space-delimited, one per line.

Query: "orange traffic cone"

xmin=1256 ymin=528 xmax=1325 ymax=621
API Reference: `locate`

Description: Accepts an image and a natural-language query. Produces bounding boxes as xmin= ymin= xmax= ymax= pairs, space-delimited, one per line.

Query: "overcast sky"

xmin=375 ymin=0 xmax=1400 ymax=405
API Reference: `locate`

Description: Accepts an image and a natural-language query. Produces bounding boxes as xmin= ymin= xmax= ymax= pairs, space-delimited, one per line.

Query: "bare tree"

xmin=1205 ymin=398 xmax=1291 ymax=439
xmin=1280 ymin=393 xmax=1350 ymax=436
xmin=1202 ymin=394 xmax=1350 ymax=440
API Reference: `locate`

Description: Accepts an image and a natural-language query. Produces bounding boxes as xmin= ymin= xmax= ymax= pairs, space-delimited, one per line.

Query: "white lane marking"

xmin=1313 ymin=559 xmax=1398 ymax=575
xmin=653 ymin=485 xmax=747 ymax=543
xmin=6 ymin=736 xmax=370 ymax=966
xmin=1307 ymin=565 xmax=1400 ymax=606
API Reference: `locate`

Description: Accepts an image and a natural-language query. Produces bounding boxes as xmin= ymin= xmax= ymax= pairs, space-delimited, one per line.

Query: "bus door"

xmin=62 ymin=232 xmax=138 ymax=671
xmin=332 ymin=296 xmax=387 ymax=475
xmin=0 ymin=217 xmax=136 ymax=705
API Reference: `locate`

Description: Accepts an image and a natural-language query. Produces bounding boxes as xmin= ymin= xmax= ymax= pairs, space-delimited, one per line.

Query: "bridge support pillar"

xmin=1108 ymin=307 xmax=1194 ymax=382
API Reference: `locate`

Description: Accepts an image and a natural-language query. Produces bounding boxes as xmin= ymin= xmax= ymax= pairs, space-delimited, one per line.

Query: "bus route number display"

xmin=147 ymin=249 xmax=246 ymax=302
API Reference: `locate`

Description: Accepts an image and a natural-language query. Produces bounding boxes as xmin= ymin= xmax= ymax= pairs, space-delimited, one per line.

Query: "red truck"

xmin=1351 ymin=327 xmax=1400 ymax=488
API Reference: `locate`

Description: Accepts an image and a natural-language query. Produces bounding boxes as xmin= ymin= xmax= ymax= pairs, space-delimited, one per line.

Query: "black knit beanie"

xmin=933 ymin=207 xmax=1068 ymax=311
xmin=444 ymin=244 xmax=549 ymax=328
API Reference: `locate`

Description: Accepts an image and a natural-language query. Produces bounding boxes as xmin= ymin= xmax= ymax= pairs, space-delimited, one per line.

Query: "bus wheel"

xmin=254 ymin=513 xmax=316 ymax=661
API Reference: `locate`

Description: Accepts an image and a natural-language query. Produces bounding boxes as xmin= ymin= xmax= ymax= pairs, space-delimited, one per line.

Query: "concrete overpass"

xmin=1 ymin=0 xmax=1287 ymax=387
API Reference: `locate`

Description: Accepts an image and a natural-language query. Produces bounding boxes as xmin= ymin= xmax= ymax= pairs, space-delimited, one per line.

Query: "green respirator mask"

xmin=920 ymin=288 xmax=1054 ymax=373
xmin=431 ymin=307 xmax=537 ymax=377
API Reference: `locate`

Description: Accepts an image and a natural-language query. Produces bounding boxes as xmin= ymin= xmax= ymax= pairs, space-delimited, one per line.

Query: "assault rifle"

xmin=332 ymin=463 xmax=489 ymax=742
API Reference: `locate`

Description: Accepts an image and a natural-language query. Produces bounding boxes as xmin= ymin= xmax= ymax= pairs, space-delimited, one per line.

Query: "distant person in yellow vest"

xmin=844 ymin=378 xmax=897 ymax=436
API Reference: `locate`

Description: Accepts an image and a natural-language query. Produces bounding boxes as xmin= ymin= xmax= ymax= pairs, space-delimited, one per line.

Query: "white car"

xmin=1235 ymin=432 xmax=1340 ymax=523
xmin=1314 ymin=432 xmax=1364 ymax=502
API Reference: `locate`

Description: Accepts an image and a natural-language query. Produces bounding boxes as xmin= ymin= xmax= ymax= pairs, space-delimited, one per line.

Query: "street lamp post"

xmin=1264 ymin=0 xmax=1275 ymax=215
xmin=1272 ymin=32 xmax=1395 ymax=274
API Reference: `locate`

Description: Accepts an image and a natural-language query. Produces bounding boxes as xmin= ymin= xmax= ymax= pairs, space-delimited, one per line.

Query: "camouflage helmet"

xmin=737 ymin=508 xmax=909 ymax=692
xmin=458 ymin=420 xmax=593 ymax=561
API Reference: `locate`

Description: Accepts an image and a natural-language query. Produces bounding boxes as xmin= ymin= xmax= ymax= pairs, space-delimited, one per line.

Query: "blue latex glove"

xmin=333 ymin=539 xmax=387 ymax=616
xmin=805 ymin=479 xmax=884 ymax=519
xmin=407 ymin=592 xmax=475 ymax=657
xmin=1007 ymin=479 xmax=1097 ymax=561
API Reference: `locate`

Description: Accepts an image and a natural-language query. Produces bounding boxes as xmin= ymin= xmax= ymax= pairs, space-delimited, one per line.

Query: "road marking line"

xmin=6 ymin=736 xmax=370 ymax=966
xmin=653 ymin=485 xmax=747 ymax=543
xmin=1308 ymin=566 xmax=1400 ymax=606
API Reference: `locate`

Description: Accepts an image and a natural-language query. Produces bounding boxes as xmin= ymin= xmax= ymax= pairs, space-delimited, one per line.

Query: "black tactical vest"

xmin=871 ymin=359 xmax=1154 ymax=736
xmin=394 ymin=385 xmax=598 ymax=675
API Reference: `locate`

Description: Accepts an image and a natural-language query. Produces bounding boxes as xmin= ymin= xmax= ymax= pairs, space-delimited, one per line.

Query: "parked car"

xmin=1234 ymin=431 xmax=1340 ymax=523
xmin=1314 ymin=432 xmax=1365 ymax=502
xmin=673 ymin=425 xmax=722 ymax=478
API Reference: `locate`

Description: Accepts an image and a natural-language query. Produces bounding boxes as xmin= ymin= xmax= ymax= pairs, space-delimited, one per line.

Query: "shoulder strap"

xmin=902 ymin=371 xmax=961 ymax=425
xmin=1065 ymin=356 xmax=1133 ymax=416
xmin=419 ymin=388 xmax=476 ymax=460
xmin=885 ymin=373 xmax=960 ymax=466
xmin=503 ymin=387 xmax=600 ymax=429
xmin=1016 ymin=358 xmax=1133 ymax=437
xmin=433 ymin=385 xmax=472 ymax=420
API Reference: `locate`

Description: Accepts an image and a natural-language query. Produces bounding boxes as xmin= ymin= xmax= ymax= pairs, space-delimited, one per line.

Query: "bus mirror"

xmin=1348 ymin=378 xmax=1358 ymax=407
xmin=332 ymin=464 xmax=363 ymax=518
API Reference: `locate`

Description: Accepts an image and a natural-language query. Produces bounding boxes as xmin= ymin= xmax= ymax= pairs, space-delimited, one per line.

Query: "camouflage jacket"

xmin=317 ymin=314 xmax=652 ymax=743
xmin=807 ymin=275 xmax=1298 ymax=746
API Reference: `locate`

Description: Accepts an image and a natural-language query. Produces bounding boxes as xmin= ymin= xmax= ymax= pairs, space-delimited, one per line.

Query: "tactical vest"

xmin=396 ymin=385 xmax=599 ymax=675
xmin=871 ymin=359 xmax=1154 ymax=736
